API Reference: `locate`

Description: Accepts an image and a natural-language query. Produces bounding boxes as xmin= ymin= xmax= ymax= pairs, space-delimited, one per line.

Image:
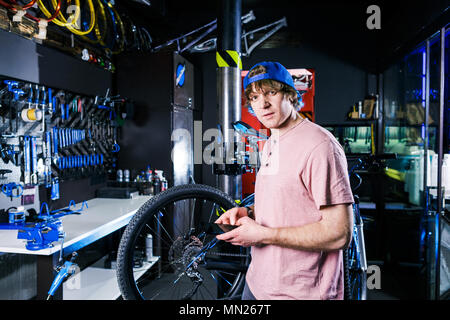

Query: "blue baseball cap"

xmin=243 ymin=61 xmax=300 ymax=98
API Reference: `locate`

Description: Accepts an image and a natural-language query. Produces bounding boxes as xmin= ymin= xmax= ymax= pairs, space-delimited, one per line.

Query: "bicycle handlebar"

xmin=349 ymin=153 xmax=397 ymax=192
xmin=369 ymin=153 xmax=397 ymax=161
xmin=349 ymin=153 xmax=397 ymax=173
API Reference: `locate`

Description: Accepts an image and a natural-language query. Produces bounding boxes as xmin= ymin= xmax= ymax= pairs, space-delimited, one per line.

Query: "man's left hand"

xmin=215 ymin=216 xmax=271 ymax=247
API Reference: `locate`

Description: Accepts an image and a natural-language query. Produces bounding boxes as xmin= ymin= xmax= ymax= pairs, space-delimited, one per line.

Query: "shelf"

xmin=63 ymin=255 xmax=159 ymax=300
xmin=358 ymin=202 xmax=423 ymax=211
xmin=346 ymin=119 xmax=378 ymax=123
xmin=321 ymin=122 xmax=376 ymax=127
xmin=384 ymin=121 xmax=438 ymax=128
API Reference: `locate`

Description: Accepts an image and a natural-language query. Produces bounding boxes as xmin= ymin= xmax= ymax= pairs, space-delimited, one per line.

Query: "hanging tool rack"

xmin=0 ymin=78 xmax=124 ymax=202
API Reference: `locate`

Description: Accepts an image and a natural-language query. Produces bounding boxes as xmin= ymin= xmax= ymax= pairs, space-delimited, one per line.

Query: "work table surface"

xmin=0 ymin=195 xmax=152 ymax=256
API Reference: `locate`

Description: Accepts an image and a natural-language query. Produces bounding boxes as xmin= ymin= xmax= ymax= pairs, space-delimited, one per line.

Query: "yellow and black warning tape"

xmin=216 ymin=50 xmax=242 ymax=69
xmin=300 ymin=112 xmax=313 ymax=121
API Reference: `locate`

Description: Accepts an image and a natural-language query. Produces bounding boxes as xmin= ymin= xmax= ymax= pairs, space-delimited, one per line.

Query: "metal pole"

xmin=424 ymin=40 xmax=430 ymax=208
xmin=435 ymin=27 xmax=446 ymax=301
xmin=216 ymin=0 xmax=242 ymax=199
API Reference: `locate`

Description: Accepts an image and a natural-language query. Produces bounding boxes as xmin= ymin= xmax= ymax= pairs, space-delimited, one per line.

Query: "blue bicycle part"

xmin=4 ymin=80 xmax=19 ymax=91
xmin=8 ymin=208 xmax=25 ymax=224
xmin=47 ymin=260 xmax=77 ymax=298
xmin=47 ymin=252 xmax=78 ymax=299
xmin=12 ymin=88 xmax=25 ymax=101
xmin=51 ymin=178 xmax=60 ymax=201
xmin=1 ymin=183 xmax=24 ymax=198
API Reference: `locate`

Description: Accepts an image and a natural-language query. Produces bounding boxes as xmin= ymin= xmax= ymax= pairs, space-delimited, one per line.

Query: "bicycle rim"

xmin=116 ymin=184 xmax=250 ymax=300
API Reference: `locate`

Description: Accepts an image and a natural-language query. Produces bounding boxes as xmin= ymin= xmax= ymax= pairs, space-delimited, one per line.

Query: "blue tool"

xmin=52 ymin=96 xmax=56 ymax=114
xmin=112 ymin=143 xmax=120 ymax=153
xmin=44 ymin=131 xmax=52 ymax=188
xmin=58 ymin=128 xmax=64 ymax=148
xmin=23 ymin=136 xmax=31 ymax=184
xmin=0 ymin=200 xmax=88 ymax=251
xmin=66 ymin=128 xmax=70 ymax=146
xmin=47 ymin=252 xmax=78 ymax=300
xmin=1 ymin=183 xmax=24 ymax=199
xmin=4 ymin=80 xmax=19 ymax=91
xmin=97 ymin=104 xmax=116 ymax=120
xmin=51 ymin=177 xmax=60 ymax=200
xmin=26 ymin=84 xmax=34 ymax=107
xmin=30 ymin=137 xmax=38 ymax=184
xmin=12 ymin=88 xmax=25 ymax=101
xmin=34 ymin=84 xmax=39 ymax=106
xmin=52 ymin=127 xmax=59 ymax=155
xmin=16 ymin=219 xmax=63 ymax=251
xmin=8 ymin=207 xmax=25 ymax=224
xmin=61 ymin=103 xmax=65 ymax=122
xmin=48 ymin=88 xmax=53 ymax=113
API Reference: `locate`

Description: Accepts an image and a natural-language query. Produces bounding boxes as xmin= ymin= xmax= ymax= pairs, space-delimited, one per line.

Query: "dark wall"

xmin=0 ymin=30 xmax=39 ymax=83
xmin=0 ymin=29 xmax=112 ymax=96
xmin=187 ymin=44 xmax=372 ymax=188
xmin=114 ymin=52 xmax=175 ymax=184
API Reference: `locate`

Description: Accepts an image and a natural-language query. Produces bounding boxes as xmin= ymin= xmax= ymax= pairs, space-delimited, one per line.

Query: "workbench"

xmin=0 ymin=195 xmax=153 ymax=300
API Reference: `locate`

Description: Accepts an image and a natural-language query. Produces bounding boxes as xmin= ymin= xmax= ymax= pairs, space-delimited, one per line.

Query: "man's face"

xmin=248 ymin=84 xmax=294 ymax=129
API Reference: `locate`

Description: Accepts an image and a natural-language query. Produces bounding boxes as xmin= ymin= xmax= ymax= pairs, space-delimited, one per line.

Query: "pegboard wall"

xmin=0 ymin=77 xmax=127 ymax=218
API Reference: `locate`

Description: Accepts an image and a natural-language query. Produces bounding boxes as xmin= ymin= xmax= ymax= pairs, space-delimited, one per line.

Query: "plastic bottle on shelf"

xmin=153 ymin=171 xmax=161 ymax=194
xmin=161 ymin=177 xmax=168 ymax=191
xmin=117 ymin=169 xmax=123 ymax=183
xmin=373 ymin=94 xmax=379 ymax=120
xmin=146 ymin=234 xmax=153 ymax=261
xmin=145 ymin=166 xmax=151 ymax=182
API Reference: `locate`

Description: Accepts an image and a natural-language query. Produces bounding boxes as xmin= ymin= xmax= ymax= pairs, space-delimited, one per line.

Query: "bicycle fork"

xmin=353 ymin=202 xmax=368 ymax=272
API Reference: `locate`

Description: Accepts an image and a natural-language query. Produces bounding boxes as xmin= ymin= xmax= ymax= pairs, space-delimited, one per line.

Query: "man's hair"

xmin=244 ymin=65 xmax=299 ymax=109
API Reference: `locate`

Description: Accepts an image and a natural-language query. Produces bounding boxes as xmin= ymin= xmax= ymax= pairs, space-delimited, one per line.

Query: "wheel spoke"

xmin=153 ymin=214 xmax=174 ymax=242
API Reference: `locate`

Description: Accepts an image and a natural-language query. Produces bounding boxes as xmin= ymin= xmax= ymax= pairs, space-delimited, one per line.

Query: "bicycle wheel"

xmin=116 ymin=184 xmax=250 ymax=300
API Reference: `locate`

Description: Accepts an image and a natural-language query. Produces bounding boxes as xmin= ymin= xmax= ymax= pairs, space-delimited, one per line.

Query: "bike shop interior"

xmin=0 ymin=0 xmax=449 ymax=301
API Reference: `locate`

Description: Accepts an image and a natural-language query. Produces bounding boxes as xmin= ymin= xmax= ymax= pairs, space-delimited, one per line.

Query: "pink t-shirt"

xmin=246 ymin=118 xmax=354 ymax=300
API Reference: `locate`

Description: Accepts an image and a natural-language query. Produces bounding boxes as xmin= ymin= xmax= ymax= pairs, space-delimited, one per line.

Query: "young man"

xmin=215 ymin=61 xmax=354 ymax=300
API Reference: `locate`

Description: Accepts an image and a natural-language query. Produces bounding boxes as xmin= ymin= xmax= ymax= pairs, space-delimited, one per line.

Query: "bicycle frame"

xmin=352 ymin=198 xmax=368 ymax=273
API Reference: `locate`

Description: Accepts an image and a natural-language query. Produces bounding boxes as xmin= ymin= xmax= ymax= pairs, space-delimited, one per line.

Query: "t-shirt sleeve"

xmin=302 ymin=139 xmax=354 ymax=210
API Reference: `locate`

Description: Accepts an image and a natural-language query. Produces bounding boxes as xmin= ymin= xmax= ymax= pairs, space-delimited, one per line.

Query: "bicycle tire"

xmin=116 ymin=184 xmax=249 ymax=300
xmin=343 ymin=248 xmax=351 ymax=300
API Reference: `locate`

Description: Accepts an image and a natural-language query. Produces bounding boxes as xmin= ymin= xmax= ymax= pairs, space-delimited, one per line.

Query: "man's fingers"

xmin=230 ymin=210 xmax=239 ymax=225
xmin=236 ymin=216 xmax=252 ymax=225
xmin=215 ymin=211 xmax=231 ymax=224
xmin=216 ymin=228 xmax=238 ymax=241
xmin=215 ymin=215 xmax=228 ymax=224
xmin=216 ymin=207 xmax=239 ymax=225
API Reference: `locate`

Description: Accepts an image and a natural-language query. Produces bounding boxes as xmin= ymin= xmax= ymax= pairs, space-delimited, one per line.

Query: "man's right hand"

xmin=215 ymin=207 xmax=250 ymax=226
